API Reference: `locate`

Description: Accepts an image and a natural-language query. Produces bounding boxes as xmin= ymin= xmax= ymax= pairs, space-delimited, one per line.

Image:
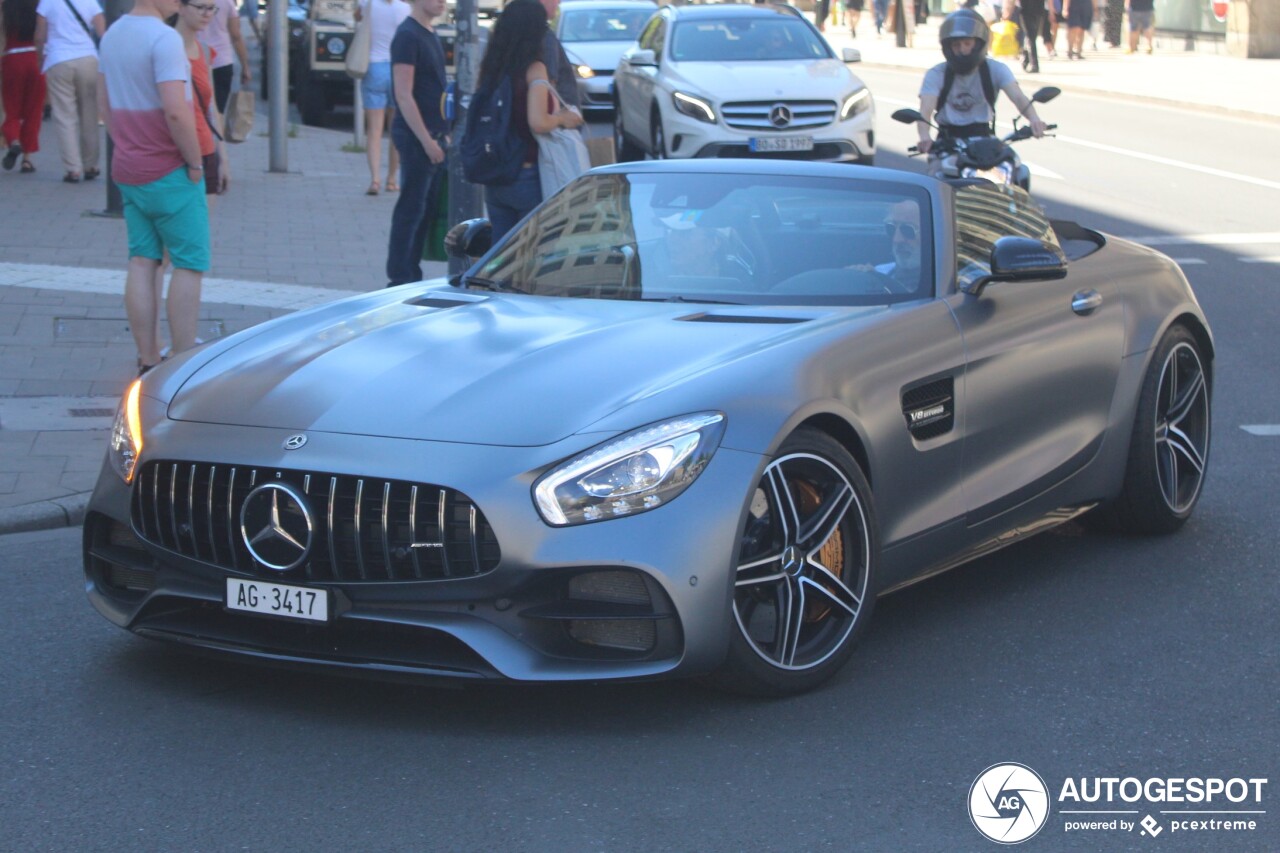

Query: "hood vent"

xmin=678 ymin=313 xmax=809 ymax=325
xmin=405 ymin=295 xmax=489 ymax=309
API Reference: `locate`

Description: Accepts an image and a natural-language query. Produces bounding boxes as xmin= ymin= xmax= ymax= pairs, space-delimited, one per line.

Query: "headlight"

xmin=534 ymin=412 xmax=726 ymax=526
xmin=839 ymin=88 xmax=872 ymax=120
xmin=964 ymin=163 xmax=1014 ymax=184
xmin=109 ymin=379 xmax=144 ymax=483
xmin=672 ymin=91 xmax=715 ymax=124
xmin=574 ymin=64 xmax=595 ymax=79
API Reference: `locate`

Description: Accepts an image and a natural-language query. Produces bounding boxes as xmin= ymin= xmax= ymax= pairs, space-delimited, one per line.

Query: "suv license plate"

xmin=226 ymin=578 xmax=329 ymax=622
xmin=749 ymin=136 xmax=814 ymax=153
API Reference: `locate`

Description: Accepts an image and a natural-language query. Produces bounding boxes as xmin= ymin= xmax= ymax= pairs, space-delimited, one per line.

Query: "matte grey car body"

xmin=83 ymin=161 xmax=1213 ymax=695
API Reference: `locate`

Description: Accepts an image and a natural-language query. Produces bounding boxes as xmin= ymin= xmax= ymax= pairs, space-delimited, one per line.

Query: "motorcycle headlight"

xmin=534 ymin=413 xmax=726 ymax=526
xmin=109 ymin=379 xmax=144 ymax=483
xmin=964 ymin=163 xmax=1014 ymax=184
xmin=672 ymin=91 xmax=715 ymax=124
xmin=574 ymin=64 xmax=595 ymax=79
xmin=839 ymin=88 xmax=871 ymax=120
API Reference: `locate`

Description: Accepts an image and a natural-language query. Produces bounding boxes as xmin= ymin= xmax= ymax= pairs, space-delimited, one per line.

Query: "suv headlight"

xmin=534 ymin=412 xmax=726 ymax=526
xmin=574 ymin=64 xmax=595 ymax=79
xmin=672 ymin=91 xmax=715 ymax=124
xmin=109 ymin=379 xmax=144 ymax=483
xmin=840 ymin=88 xmax=872 ymax=120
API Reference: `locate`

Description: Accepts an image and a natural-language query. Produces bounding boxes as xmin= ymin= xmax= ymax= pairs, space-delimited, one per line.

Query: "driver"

xmin=916 ymin=9 xmax=1045 ymax=164
xmin=873 ymin=200 xmax=923 ymax=292
xmin=658 ymin=211 xmax=754 ymax=281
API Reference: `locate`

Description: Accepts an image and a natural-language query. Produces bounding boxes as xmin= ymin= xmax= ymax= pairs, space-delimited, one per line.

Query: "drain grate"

xmin=70 ymin=408 xmax=116 ymax=418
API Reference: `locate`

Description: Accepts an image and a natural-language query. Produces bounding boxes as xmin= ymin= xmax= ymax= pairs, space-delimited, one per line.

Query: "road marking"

xmin=1052 ymin=134 xmax=1280 ymax=191
xmin=1130 ymin=232 xmax=1280 ymax=246
xmin=1239 ymin=257 xmax=1280 ymax=264
xmin=1241 ymin=425 xmax=1280 ymax=436
xmin=0 ymin=262 xmax=365 ymax=311
xmin=1026 ymin=162 xmax=1063 ymax=181
xmin=1171 ymin=258 xmax=1206 ymax=265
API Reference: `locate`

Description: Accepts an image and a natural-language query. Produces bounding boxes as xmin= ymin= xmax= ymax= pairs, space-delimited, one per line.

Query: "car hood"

xmin=168 ymin=287 xmax=879 ymax=446
xmin=564 ymin=41 xmax=633 ymax=72
xmin=667 ymin=59 xmax=860 ymax=101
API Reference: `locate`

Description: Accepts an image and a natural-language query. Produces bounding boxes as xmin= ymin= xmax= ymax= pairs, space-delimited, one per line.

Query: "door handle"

xmin=1072 ymin=290 xmax=1103 ymax=315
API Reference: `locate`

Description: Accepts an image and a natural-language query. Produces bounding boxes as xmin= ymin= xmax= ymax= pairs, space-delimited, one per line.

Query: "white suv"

xmin=612 ymin=3 xmax=875 ymax=164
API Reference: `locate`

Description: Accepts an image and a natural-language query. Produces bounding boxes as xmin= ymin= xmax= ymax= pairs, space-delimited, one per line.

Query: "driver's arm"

xmin=917 ymin=93 xmax=939 ymax=154
xmin=1004 ymin=84 xmax=1047 ymax=137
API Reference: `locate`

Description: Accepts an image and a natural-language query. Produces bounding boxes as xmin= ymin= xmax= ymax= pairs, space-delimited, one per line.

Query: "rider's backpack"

xmin=460 ymin=75 xmax=524 ymax=187
xmin=938 ymin=59 xmax=998 ymax=132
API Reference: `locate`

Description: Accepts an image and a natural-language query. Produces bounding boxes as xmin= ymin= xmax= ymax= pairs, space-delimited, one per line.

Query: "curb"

xmin=0 ymin=493 xmax=90 ymax=537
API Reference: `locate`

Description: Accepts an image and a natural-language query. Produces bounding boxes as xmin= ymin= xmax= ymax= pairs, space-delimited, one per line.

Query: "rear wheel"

xmin=1095 ymin=324 xmax=1211 ymax=533
xmin=712 ymin=429 xmax=877 ymax=696
xmin=613 ymin=99 xmax=642 ymax=162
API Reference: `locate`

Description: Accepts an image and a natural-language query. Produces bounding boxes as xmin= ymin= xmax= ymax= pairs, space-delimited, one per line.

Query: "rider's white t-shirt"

xmin=920 ymin=59 xmax=1016 ymax=128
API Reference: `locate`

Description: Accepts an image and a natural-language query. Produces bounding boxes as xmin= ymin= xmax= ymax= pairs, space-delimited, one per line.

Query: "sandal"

xmin=20 ymin=160 xmax=35 ymax=173
xmin=385 ymin=180 xmax=399 ymax=192
xmin=366 ymin=180 xmax=380 ymax=195
xmin=63 ymin=172 xmax=81 ymax=183
xmin=84 ymin=168 xmax=100 ymax=180
xmin=2 ymin=143 xmax=19 ymax=171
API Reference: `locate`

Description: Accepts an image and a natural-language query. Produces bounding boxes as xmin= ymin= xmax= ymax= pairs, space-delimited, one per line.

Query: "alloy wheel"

xmin=1154 ymin=341 xmax=1209 ymax=513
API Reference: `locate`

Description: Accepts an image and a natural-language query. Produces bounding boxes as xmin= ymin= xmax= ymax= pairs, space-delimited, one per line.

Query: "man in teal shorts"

xmin=98 ymin=0 xmax=208 ymax=374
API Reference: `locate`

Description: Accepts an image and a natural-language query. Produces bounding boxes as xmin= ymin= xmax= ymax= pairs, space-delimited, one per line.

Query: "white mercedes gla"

xmin=612 ymin=2 xmax=875 ymax=164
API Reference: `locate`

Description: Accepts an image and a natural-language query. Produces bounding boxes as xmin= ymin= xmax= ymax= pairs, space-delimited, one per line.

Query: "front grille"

xmin=132 ymin=461 xmax=501 ymax=583
xmin=721 ymin=100 xmax=836 ymax=131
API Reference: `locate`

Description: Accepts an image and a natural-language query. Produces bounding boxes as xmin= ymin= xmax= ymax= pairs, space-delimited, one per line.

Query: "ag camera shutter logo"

xmin=969 ymin=763 xmax=1051 ymax=844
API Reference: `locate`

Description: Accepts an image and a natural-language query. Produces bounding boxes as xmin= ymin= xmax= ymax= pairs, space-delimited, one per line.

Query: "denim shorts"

xmin=119 ymin=166 xmax=211 ymax=272
xmin=361 ymin=62 xmax=393 ymax=110
xmin=1129 ymin=9 xmax=1154 ymax=30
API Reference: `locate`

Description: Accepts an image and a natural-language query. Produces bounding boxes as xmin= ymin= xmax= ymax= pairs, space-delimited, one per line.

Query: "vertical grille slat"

xmin=132 ymin=461 xmax=500 ymax=583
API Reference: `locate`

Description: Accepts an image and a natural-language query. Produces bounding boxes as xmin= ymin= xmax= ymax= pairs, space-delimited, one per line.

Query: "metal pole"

xmin=100 ymin=0 xmax=134 ymax=216
xmin=268 ymin=0 xmax=289 ymax=171
xmin=354 ymin=81 xmax=365 ymax=148
xmin=447 ymin=0 xmax=486 ymax=275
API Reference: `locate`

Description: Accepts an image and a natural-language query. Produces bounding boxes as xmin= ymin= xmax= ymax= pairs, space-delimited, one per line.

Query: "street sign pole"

xmin=100 ymin=0 xmax=134 ymax=216
xmin=268 ymin=0 xmax=289 ymax=171
xmin=447 ymin=0 xmax=485 ymax=275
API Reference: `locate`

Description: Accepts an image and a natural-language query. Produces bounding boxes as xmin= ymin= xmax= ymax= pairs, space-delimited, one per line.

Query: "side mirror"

xmin=1031 ymin=86 xmax=1061 ymax=104
xmin=626 ymin=48 xmax=657 ymax=67
xmin=445 ymin=218 xmax=493 ymax=260
xmin=892 ymin=107 xmax=925 ymax=125
xmin=962 ymin=236 xmax=1068 ymax=296
xmin=841 ymin=47 xmax=861 ymax=63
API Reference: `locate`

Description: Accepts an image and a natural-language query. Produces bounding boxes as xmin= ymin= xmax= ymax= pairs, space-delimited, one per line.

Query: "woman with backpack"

xmin=475 ymin=0 xmax=582 ymax=241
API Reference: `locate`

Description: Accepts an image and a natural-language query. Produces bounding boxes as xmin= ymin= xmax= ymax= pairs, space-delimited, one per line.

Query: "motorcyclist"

xmin=915 ymin=8 xmax=1046 ymax=161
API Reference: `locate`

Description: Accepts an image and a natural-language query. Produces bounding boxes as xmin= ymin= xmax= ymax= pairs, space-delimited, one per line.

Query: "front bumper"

xmin=83 ymin=422 xmax=764 ymax=684
xmin=662 ymin=107 xmax=875 ymax=163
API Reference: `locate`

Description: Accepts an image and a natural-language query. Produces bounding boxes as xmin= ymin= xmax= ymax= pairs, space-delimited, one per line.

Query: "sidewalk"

xmin=0 ymin=30 xmax=1276 ymax=536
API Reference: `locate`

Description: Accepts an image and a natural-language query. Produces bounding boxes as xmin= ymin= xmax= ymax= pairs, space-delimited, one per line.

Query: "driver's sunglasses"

xmin=884 ymin=221 xmax=919 ymax=240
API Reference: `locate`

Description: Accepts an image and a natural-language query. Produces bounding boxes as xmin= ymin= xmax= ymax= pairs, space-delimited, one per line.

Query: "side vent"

xmin=902 ymin=377 xmax=955 ymax=440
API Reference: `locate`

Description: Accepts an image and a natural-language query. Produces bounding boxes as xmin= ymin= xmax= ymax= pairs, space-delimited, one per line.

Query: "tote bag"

xmin=989 ymin=20 xmax=1021 ymax=57
xmin=346 ymin=10 xmax=372 ymax=79
xmin=225 ymin=90 xmax=255 ymax=143
xmin=531 ymin=80 xmax=590 ymax=199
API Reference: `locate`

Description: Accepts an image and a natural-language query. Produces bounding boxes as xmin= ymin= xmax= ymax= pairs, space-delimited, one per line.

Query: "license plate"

xmin=749 ymin=136 xmax=814 ymax=153
xmin=226 ymin=578 xmax=329 ymax=622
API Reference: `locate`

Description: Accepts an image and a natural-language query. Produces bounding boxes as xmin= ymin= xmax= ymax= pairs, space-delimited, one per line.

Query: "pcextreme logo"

xmin=969 ymin=764 xmax=1269 ymax=844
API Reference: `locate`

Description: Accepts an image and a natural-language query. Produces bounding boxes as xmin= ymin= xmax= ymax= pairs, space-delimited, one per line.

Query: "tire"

xmin=1095 ymin=324 xmax=1211 ymax=534
xmin=613 ymin=99 xmax=642 ymax=162
xmin=650 ymin=109 xmax=667 ymax=159
xmin=711 ymin=428 xmax=878 ymax=696
xmin=298 ymin=76 xmax=330 ymax=127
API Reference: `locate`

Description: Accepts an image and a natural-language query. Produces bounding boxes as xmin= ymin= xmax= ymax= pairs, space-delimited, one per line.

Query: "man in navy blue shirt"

xmin=386 ymin=0 xmax=449 ymax=286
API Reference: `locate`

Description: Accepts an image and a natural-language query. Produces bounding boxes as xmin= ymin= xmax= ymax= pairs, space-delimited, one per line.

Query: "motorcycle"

xmin=892 ymin=86 xmax=1060 ymax=192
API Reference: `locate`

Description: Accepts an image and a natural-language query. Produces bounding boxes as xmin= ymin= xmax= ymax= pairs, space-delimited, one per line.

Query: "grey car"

xmin=83 ymin=161 xmax=1212 ymax=696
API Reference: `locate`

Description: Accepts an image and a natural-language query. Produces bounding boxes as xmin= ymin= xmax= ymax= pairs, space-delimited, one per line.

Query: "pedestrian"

xmin=1061 ymin=0 xmax=1091 ymax=58
xmin=196 ymin=0 xmax=249 ymax=113
xmin=355 ymin=0 xmax=409 ymax=196
xmin=842 ymin=0 xmax=862 ymax=36
xmin=813 ymin=0 xmax=830 ymax=32
xmin=174 ymin=0 xmax=229 ymax=206
xmin=1003 ymin=0 xmax=1045 ymax=72
xmin=475 ymin=0 xmax=583 ymax=242
xmin=1124 ymin=0 xmax=1153 ymax=53
xmin=2 ymin=0 xmax=45 ymax=173
xmin=238 ymin=0 xmax=260 ymax=42
xmin=873 ymin=0 xmax=888 ymax=33
xmin=385 ymin=0 xmax=448 ymax=286
xmin=99 ymin=0 xmax=208 ymax=373
xmin=536 ymin=0 xmax=579 ymax=109
xmin=34 ymin=0 xmax=102 ymax=182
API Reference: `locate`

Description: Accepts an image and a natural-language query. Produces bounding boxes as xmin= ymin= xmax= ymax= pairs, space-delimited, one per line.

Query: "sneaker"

xmin=1124 ymin=46 xmax=1134 ymax=53
xmin=2 ymin=143 xmax=19 ymax=171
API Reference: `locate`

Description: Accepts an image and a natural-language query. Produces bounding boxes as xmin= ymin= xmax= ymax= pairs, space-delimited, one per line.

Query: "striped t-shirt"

xmin=99 ymin=15 xmax=191 ymax=186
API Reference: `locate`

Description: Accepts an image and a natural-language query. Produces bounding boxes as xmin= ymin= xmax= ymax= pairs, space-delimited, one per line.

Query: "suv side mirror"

xmin=445 ymin=218 xmax=493 ymax=260
xmin=626 ymin=48 xmax=657 ymax=67
xmin=841 ymin=47 xmax=861 ymax=62
xmin=963 ymin=236 xmax=1068 ymax=295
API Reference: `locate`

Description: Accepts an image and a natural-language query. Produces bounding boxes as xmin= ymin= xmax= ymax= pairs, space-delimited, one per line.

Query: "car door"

xmin=944 ymin=184 xmax=1126 ymax=528
xmin=621 ymin=13 xmax=665 ymax=146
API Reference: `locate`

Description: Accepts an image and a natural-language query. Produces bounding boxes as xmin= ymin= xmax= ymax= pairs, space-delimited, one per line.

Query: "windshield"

xmin=669 ymin=17 xmax=829 ymax=62
xmin=468 ymin=172 xmax=933 ymax=307
xmin=560 ymin=7 xmax=653 ymax=43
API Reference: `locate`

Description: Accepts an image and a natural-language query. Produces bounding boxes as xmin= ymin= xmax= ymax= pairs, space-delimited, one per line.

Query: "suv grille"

xmin=721 ymin=100 xmax=837 ymax=131
xmin=132 ymin=461 xmax=501 ymax=583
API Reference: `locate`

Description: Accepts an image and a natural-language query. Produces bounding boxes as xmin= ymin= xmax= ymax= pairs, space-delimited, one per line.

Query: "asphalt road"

xmin=3 ymin=76 xmax=1278 ymax=852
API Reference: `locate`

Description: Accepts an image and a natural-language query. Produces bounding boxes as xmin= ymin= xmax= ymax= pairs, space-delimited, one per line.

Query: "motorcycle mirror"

xmin=891 ymin=108 xmax=926 ymax=125
xmin=1031 ymin=86 xmax=1061 ymax=104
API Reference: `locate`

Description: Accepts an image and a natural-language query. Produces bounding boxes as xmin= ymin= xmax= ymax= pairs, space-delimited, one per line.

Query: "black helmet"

xmin=939 ymin=8 xmax=989 ymax=74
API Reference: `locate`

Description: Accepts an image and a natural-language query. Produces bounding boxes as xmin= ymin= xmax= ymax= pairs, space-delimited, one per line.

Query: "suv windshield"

xmin=560 ymin=7 xmax=654 ymax=42
xmin=670 ymin=17 xmax=829 ymax=62
xmin=468 ymin=172 xmax=932 ymax=306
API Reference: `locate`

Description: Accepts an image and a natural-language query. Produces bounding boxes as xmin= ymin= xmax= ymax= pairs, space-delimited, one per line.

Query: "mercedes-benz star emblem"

xmin=283 ymin=434 xmax=308 ymax=450
xmin=240 ymin=482 xmax=314 ymax=571
xmin=769 ymin=104 xmax=792 ymax=129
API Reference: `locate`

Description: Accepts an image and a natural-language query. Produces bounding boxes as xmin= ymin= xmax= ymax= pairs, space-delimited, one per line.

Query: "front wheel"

xmin=613 ymin=100 xmax=642 ymax=162
xmin=1094 ymin=324 xmax=1211 ymax=533
xmin=650 ymin=109 xmax=667 ymax=159
xmin=711 ymin=429 xmax=878 ymax=696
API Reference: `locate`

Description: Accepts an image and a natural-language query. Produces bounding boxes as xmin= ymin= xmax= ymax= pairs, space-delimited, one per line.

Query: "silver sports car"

xmin=83 ymin=161 xmax=1212 ymax=695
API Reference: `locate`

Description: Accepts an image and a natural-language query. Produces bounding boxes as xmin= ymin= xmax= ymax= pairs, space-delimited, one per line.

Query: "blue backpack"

xmin=460 ymin=76 xmax=525 ymax=187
